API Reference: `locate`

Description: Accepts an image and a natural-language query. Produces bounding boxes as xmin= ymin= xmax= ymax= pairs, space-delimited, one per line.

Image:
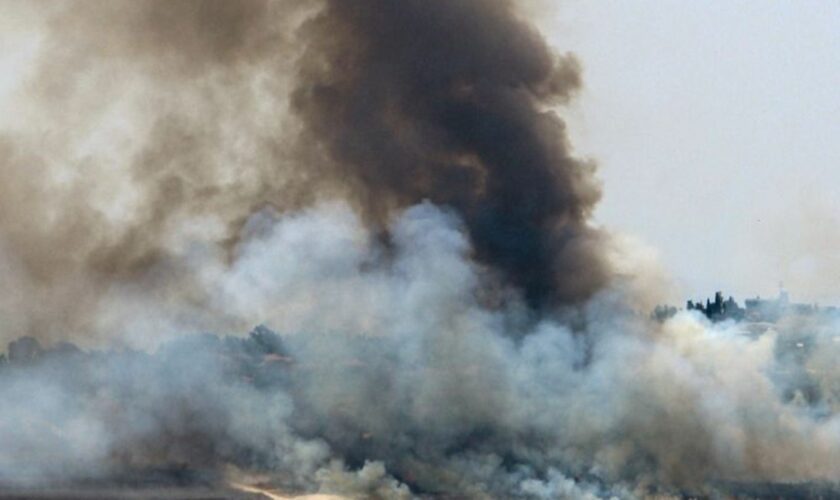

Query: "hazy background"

xmin=536 ymin=1 xmax=840 ymax=306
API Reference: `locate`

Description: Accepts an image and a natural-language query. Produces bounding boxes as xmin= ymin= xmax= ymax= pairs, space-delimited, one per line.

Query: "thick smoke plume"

xmin=0 ymin=0 xmax=603 ymax=346
xmin=291 ymin=0 xmax=606 ymax=308
xmin=0 ymin=1 xmax=839 ymax=499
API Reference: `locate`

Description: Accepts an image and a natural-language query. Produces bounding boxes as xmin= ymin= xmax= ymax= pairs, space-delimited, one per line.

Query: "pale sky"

xmin=537 ymin=1 xmax=840 ymax=305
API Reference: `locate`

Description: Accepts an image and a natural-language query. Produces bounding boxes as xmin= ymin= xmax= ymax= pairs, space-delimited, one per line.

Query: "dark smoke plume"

xmin=292 ymin=0 xmax=606 ymax=308
xmin=0 ymin=0 xmax=604 ymax=345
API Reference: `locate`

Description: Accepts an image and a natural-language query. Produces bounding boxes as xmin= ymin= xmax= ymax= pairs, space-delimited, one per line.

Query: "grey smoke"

xmin=3 ymin=205 xmax=840 ymax=498
xmin=0 ymin=1 xmax=839 ymax=499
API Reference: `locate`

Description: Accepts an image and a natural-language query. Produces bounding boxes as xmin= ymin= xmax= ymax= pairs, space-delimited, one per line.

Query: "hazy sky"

xmin=534 ymin=1 xmax=840 ymax=305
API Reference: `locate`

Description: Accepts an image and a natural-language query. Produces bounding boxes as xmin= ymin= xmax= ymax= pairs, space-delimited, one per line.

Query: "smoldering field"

xmin=0 ymin=1 xmax=838 ymax=498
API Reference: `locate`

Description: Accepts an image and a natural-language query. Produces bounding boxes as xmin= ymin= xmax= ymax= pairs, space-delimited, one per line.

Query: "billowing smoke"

xmin=291 ymin=0 xmax=606 ymax=308
xmin=0 ymin=0 xmax=312 ymax=344
xmin=3 ymin=205 xmax=840 ymax=498
xmin=1 ymin=1 xmax=839 ymax=499
xmin=0 ymin=0 xmax=603 ymax=347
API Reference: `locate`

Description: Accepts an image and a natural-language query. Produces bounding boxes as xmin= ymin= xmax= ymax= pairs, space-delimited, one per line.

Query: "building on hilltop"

xmin=653 ymin=288 xmax=837 ymax=323
xmin=687 ymin=291 xmax=745 ymax=322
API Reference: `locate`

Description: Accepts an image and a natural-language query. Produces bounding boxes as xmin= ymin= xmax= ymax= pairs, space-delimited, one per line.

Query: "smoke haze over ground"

xmin=0 ymin=1 xmax=838 ymax=498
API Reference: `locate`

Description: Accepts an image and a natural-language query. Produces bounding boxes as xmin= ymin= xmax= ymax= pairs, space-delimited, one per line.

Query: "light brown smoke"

xmin=0 ymin=1 xmax=317 ymax=344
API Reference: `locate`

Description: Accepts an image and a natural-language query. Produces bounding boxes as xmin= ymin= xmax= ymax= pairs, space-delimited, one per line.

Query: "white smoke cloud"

xmin=5 ymin=203 xmax=839 ymax=498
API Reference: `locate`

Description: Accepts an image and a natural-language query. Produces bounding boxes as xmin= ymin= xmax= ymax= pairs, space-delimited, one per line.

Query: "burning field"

xmin=0 ymin=1 xmax=838 ymax=498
